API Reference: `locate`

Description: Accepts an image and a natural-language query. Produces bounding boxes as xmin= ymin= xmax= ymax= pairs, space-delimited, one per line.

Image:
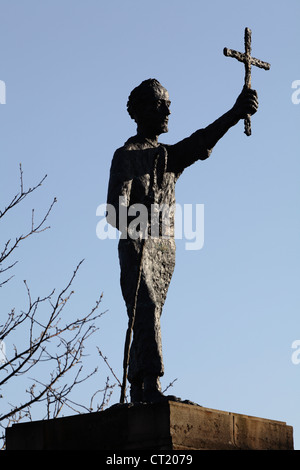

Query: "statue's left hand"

xmin=232 ymin=87 xmax=259 ymax=119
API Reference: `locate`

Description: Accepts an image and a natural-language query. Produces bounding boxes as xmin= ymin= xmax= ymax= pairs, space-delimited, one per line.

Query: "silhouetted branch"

xmin=0 ymin=166 xmax=118 ymax=449
xmin=0 ymin=262 xmax=106 ymax=423
xmin=0 ymin=164 xmax=56 ymax=287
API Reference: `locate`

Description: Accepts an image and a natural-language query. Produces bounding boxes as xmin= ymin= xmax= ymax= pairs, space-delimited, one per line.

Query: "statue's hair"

xmin=127 ymin=78 xmax=163 ymax=120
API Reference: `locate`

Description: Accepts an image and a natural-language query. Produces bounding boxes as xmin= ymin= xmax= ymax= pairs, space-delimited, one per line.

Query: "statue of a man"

xmin=106 ymin=79 xmax=258 ymax=403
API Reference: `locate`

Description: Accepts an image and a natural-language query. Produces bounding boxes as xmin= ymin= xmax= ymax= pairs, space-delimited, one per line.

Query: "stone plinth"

xmin=5 ymin=401 xmax=294 ymax=450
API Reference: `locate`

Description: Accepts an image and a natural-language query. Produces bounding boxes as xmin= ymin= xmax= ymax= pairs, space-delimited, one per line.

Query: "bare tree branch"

xmin=0 ymin=164 xmax=47 ymax=220
xmin=0 ymin=166 xmax=119 ymax=449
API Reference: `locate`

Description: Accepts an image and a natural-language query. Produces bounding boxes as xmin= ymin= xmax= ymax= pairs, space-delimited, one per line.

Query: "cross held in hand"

xmin=224 ymin=27 xmax=271 ymax=136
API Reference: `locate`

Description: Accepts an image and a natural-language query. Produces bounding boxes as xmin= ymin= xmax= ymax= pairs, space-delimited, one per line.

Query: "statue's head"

xmin=127 ymin=79 xmax=171 ymax=137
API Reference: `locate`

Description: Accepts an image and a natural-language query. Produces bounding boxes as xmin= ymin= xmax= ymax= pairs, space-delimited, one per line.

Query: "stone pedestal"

xmin=5 ymin=401 xmax=293 ymax=450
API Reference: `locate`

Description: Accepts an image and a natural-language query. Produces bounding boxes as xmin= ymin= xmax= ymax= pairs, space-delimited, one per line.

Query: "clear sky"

xmin=0 ymin=0 xmax=299 ymax=449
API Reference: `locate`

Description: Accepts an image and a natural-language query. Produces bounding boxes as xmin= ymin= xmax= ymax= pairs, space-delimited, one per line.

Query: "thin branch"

xmin=0 ymin=164 xmax=47 ymax=220
xmin=162 ymin=378 xmax=178 ymax=394
xmin=0 ymin=166 xmax=115 ymax=450
xmin=97 ymin=348 xmax=122 ymax=388
xmin=0 ymin=197 xmax=57 ymax=267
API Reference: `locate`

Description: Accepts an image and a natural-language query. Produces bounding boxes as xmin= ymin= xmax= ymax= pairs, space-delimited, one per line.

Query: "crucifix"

xmin=224 ymin=27 xmax=271 ymax=136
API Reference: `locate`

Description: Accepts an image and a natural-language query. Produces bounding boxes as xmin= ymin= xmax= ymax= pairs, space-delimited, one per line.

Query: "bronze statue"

xmin=106 ymin=78 xmax=258 ymax=404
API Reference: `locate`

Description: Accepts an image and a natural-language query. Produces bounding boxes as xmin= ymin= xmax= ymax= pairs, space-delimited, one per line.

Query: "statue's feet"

xmin=142 ymin=375 xmax=180 ymax=403
xmin=130 ymin=376 xmax=183 ymax=404
xmin=143 ymin=387 xmax=166 ymax=403
xmin=130 ymin=383 xmax=143 ymax=403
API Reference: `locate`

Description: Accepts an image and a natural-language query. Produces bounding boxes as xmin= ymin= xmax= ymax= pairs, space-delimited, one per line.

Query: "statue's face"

xmin=137 ymin=85 xmax=171 ymax=136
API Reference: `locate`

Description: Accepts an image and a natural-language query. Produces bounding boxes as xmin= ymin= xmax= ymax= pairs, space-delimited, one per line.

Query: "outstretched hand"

xmin=232 ymin=87 xmax=258 ymax=119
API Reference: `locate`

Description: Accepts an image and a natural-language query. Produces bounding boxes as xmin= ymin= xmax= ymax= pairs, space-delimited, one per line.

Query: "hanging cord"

xmin=119 ymin=237 xmax=146 ymax=404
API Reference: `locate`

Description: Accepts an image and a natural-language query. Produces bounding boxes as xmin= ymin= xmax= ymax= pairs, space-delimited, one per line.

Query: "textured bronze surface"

xmin=107 ymin=75 xmax=259 ymax=404
xmin=224 ymin=27 xmax=270 ymax=136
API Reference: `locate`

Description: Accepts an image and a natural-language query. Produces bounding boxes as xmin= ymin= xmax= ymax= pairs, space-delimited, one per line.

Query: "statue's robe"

xmin=106 ymin=130 xmax=211 ymax=384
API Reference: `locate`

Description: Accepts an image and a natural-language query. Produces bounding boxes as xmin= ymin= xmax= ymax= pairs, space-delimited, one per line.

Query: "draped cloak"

xmin=106 ymin=129 xmax=211 ymax=383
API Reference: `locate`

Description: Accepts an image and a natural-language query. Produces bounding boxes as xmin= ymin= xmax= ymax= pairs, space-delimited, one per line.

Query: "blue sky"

xmin=0 ymin=0 xmax=299 ymax=449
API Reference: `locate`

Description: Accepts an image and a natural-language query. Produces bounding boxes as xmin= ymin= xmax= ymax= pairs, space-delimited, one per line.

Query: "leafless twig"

xmin=0 ymin=164 xmax=56 ymax=287
xmin=0 ymin=166 xmax=118 ymax=449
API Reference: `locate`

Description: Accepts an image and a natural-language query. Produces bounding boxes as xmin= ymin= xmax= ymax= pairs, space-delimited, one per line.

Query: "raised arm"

xmin=167 ymin=87 xmax=258 ymax=174
xmin=203 ymin=87 xmax=258 ymax=150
